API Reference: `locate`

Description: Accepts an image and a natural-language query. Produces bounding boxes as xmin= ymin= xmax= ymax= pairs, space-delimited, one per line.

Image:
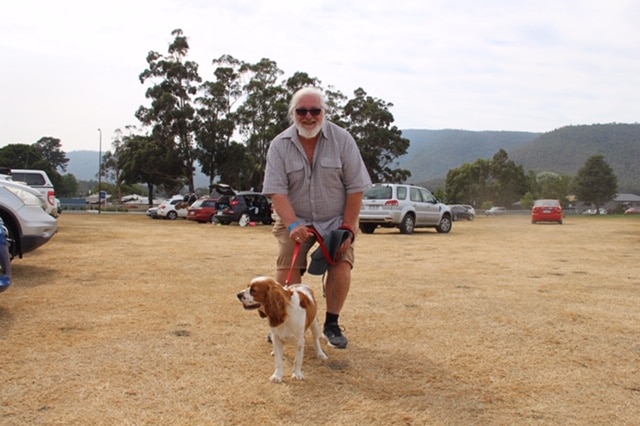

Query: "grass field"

xmin=1 ymin=213 xmax=639 ymax=425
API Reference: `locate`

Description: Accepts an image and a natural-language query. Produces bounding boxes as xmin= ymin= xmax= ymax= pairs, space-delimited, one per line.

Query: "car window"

xmin=364 ymin=186 xmax=392 ymax=200
xmin=396 ymin=186 xmax=407 ymax=200
xmin=409 ymin=188 xmax=423 ymax=202
xmin=420 ymin=188 xmax=435 ymax=203
xmin=11 ymin=172 xmax=46 ymax=186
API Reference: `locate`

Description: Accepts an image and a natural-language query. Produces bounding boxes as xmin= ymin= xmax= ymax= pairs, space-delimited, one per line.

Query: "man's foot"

xmin=323 ymin=323 xmax=348 ymax=348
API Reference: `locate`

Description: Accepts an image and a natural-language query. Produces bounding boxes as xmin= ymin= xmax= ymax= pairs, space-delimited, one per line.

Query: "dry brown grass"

xmin=1 ymin=213 xmax=639 ymax=425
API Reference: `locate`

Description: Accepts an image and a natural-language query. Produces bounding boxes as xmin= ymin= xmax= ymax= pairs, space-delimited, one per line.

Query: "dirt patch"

xmin=1 ymin=213 xmax=639 ymax=425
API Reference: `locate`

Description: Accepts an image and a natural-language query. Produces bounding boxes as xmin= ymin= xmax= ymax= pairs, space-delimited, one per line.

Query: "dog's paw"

xmin=291 ymin=371 xmax=305 ymax=381
xmin=317 ymin=350 xmax=328 ymax=361
xmin=269 ymin=373 xmax=283 ymax=383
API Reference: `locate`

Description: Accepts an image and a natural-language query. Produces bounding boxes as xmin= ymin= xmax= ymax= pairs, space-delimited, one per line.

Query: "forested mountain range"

xmin=397 ymin=123 xmax=640 ymax=193
xmin=65 ymin=123 xmax=640 ymax=194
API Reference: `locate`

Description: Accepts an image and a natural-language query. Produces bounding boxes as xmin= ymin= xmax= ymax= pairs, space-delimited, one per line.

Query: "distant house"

xmin=606 ymin=193 xmax=640 ymax=211
xmin=573 ymin=193 xmax=640 ymax=214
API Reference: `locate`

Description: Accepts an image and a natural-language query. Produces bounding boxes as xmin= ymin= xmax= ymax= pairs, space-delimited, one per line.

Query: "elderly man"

xmin=262 ymin=87 xmax=372 ymax=348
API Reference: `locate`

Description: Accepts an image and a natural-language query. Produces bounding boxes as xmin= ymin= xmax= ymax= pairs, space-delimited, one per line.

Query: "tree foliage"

xmin=446 ymin=149 xmax=529 ymax=207
xmin=342 ymin=88 xmax=410 ymax=183
xmin=136 ymin=29 xmax=202 ymax=192
xmin=573 ymin=154 xmax=617 ymax=211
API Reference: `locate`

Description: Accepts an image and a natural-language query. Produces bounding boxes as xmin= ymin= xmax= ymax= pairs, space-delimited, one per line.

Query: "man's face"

xmin=294 ymin=93 xmax=324 ymax=139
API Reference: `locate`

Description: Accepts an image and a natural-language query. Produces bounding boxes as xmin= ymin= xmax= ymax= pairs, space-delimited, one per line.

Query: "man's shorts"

xmin=272 ymin=221 xmax=355 ymax=272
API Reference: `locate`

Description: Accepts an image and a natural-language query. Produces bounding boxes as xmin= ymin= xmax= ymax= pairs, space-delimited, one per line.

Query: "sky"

xmin=1 ymin=0 xmax=639 ymax=153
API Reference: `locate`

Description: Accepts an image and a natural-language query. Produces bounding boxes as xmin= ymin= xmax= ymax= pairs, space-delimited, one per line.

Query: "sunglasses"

xmin=295 ymin=108 xmax=323 ymax=117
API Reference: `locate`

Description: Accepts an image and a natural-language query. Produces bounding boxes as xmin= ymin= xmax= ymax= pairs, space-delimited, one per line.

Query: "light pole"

xmin=97 ymin=128 xmax=102 ymax=214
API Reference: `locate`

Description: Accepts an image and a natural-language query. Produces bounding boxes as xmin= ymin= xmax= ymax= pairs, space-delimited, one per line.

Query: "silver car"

xmin=0 ymin=179 xmax=58 ymax=259
xmin=359 ymin=183 xmax=453 ymax=234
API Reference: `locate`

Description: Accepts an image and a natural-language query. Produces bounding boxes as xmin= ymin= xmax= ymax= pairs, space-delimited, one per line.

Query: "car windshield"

xmin=364 ymin=186 xmax=392 ymax=200
xmin=535 ymin=200 xmax=559 ymax=207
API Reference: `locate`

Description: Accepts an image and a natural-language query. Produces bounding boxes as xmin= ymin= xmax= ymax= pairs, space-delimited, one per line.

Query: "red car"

xmin=531 ymin=199 xmax=563 ymax=224
xmin=186 ymin=198 xmax=219 ymax=223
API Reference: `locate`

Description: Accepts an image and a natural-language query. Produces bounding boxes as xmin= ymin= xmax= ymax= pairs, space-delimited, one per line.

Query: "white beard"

xmin=296 ymin=122 xmax=322 ymax=139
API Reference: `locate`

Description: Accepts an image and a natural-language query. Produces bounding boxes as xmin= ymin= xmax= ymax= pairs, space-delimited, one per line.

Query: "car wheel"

xmin=167 ymin=211 xmax=178 ymax=220
xmin=468 ymin=215 xmax=474 ymax=221
xmin=399 ymin=214 xmax=415 ymax=234
xmin=436 ymin=215 xmax=452 ymax=233
xmin=262 ymin=218 xmax=273 ymax=225
xmin=238 ymin=213 xmax=250 ymax=227
xmin=360 ymin=223 xmax=377 ymax=234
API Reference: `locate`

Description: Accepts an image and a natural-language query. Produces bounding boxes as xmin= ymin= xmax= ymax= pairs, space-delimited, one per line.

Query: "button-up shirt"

xmin=262 ymin=121 xmax=372 ymax=237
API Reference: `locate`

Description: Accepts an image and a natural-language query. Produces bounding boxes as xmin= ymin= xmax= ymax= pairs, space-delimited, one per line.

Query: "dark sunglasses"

xmin=295 ymin=108 xmax=323 ymax=117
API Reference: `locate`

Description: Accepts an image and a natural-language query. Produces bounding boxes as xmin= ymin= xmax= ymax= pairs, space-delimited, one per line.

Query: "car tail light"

xmin=230 ymin=200 xmax=240 ymax=207
xmin=47 ymin=190 xmax=56 ymax=206
xmin=385 ymin=200 xmax=399 ymax=206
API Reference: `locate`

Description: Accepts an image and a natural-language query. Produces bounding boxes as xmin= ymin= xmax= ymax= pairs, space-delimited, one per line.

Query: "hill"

xmin=65 ymin=123 xmax=640 ymax=194
xmin=508 ymin=123 xmax=640 ymax=192
xmin=397 ymin=124 xmax=639 ymax=193
xmin=397 ymin=129 xmax=541 ymax=183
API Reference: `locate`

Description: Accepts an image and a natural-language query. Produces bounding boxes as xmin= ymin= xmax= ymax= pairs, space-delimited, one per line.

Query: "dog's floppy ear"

xmin=260 ymin=279 xmax=289 ymax=327
xmin=258 ymin=311 xmax=267 ymax=318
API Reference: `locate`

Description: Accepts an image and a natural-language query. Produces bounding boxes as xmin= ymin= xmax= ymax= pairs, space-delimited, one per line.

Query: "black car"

xmin=215 ymin=192 xmax=273 ymax=226
xmin=450 ymin=204 xmax=476 ymax=221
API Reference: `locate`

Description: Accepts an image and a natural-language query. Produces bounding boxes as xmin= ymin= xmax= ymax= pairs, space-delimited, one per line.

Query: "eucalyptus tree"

xmin=136 ymin=29 xmax=202 ymax=192
xmin=194 ymin=55 xmax=245 ymax=191
xmin=235 ymin=58 xmax=289 ymax=190
xmin=34 ymin=137 xmax=69 ymax=172
xmin=119 ymin=134 xmax=184 ymax=205
xmin=573 ymin=154 xmax=617 ymax=213
xmin=341 ymin=88 xmax=410 ymax=182
xmin=446 ymin=159 xmax=491 ymax=205
xmin=489 ymin=149 xmax=529 ymax=207
xmin=100 ymin=129 xmax=126 ymax=202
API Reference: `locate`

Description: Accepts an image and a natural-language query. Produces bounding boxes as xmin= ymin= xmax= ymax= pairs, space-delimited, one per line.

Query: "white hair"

xmin=288 ymin=87 xmax=328 ymax=125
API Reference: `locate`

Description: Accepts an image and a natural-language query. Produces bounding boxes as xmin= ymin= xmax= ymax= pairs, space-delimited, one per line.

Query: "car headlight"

xmin=4 ymin=186 xmax=46 ymax=209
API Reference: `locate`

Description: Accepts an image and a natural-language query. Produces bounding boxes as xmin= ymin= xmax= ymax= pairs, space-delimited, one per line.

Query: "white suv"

xmin=0 ymin=179 xmax=58 ymax=259
xmin=359 ymin=183 xmax=453 ymax=234
xmin=9 ymin=169 xmax=58 ymax=218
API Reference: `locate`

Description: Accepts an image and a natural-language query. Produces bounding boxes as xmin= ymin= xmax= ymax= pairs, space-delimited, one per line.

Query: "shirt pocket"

xmin=319 ymin=157 xmax=342 ymax=170
xmin=285 ymin=157 xmax=306 ymax=177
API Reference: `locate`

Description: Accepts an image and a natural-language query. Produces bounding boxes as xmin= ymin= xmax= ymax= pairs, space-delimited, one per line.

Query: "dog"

xmin=237 ymin=276 xmax=327 ymax=383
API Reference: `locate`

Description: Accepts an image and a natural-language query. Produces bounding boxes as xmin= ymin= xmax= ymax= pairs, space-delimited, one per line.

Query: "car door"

xmin=418 ymin=188 xmax=441 ymax=225
xmin=409 ymin=187 xmax=429 ymax=225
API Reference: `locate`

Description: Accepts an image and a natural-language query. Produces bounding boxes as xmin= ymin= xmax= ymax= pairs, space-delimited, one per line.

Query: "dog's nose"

xmin=236 ymin=292 xmax=243 ymax=301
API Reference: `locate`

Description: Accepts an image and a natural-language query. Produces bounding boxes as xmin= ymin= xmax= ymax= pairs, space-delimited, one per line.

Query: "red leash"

xmin=285 ymin=242 xmax=301 ymax=286
xmin=284 ymin=228 xmax=337 ymax=285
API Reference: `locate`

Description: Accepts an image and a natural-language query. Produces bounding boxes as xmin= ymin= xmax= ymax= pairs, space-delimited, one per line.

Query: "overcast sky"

xmin=1 ymin=0 xmax=638 ymax=153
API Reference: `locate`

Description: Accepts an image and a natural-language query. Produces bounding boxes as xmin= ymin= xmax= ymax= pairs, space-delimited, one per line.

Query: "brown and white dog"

xmin=237 ymin=276 xmax=327 ymax=383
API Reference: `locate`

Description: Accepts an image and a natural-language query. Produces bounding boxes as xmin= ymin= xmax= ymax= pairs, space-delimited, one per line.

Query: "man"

xmin=262 ymin=87 xmax=372 ymax=348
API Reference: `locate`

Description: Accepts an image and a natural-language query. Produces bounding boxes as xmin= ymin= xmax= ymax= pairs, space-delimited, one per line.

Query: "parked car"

xmin=7 ymin=169 xmax=59 ymax=218
xmin=157 ymin=198 xmax=189 ymax=220
xmin=485 ymin=206 xmax=507 ymax=216
xmin=450 ymin=204 xmax=475 ymax=221
xmin=531 ymin=199 xmax=563 ymax=224
xmin=216 ymin=192 xmax=273 ymax=226
xmin=146 ymin=206 xmax=159 ymax=219
xmin=0 ymin=179 xmax=58 ymax=260
xmin=359 ymin=183 xmax=453 ymax=234
xmin=187 ymin=198 xmax=219 ymax=223
xmin=624 ymin=206 xmax=640 ymax=215
xmin=582 ymin=208 xmax=608 ymax=215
